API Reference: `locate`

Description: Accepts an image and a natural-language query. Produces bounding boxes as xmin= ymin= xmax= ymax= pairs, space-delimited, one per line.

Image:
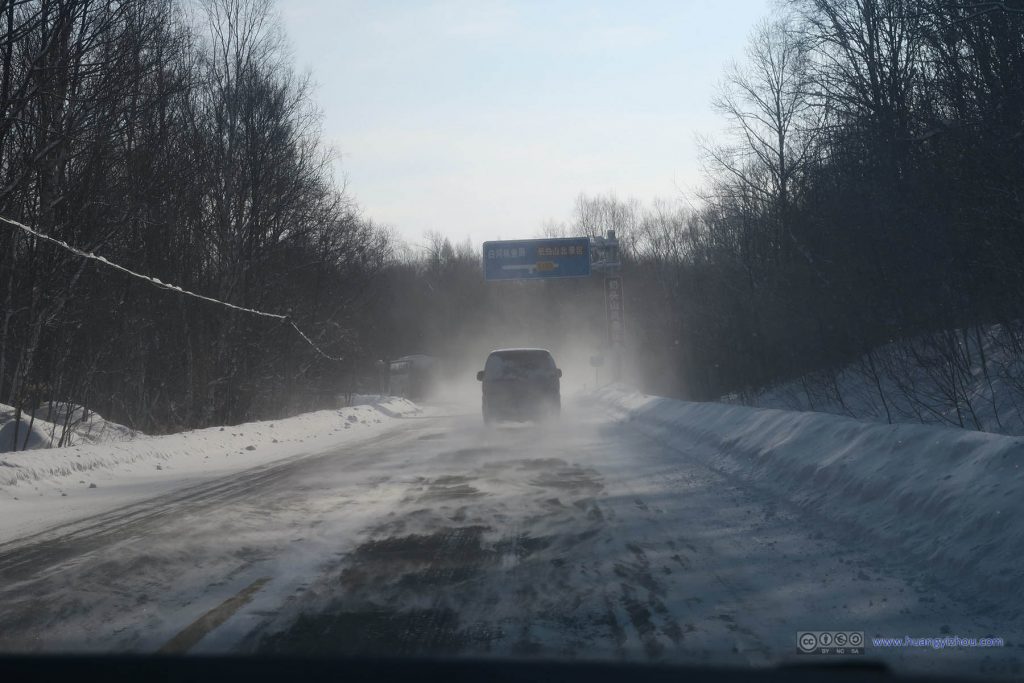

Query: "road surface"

xmin=0 ymin=397 xmax=1019 ymax=678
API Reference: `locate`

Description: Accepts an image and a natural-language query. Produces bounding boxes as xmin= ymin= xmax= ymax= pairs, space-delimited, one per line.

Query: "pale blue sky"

xmin=279 ymin=0 xmax=774 ymax=244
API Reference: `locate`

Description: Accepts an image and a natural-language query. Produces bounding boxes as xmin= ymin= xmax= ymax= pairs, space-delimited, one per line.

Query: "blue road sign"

xmin=483 ymin=237 xmax=591 ymax=281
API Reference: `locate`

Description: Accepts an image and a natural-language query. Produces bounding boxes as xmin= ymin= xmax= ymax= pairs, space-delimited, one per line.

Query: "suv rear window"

xmin=484 ymin=351 xmax=555 ymax=380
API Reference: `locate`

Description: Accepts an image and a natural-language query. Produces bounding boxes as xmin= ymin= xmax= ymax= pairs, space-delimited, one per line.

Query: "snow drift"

xmin=597 ymin=386 xmax=1024 ymax=597
xmin=0 ymin=402 xmax=137 ymax=453
xmin=0 ymin=397 xmax=421 ymax=543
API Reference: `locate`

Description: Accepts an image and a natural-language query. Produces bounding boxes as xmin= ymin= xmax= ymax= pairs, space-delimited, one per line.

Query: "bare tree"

xmin=705 ymin=17 xmax=821 ymax=261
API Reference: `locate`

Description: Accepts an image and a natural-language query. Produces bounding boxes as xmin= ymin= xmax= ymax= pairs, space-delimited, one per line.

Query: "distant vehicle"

xmin=388 ymin=355 xmax=438 ymax=401
xmin=476 ymin=348 xmax=561 ymax=423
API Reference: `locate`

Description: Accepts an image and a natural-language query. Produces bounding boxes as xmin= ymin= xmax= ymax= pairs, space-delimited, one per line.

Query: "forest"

xmin=1 ymin=0 xmax=1022 ymax=443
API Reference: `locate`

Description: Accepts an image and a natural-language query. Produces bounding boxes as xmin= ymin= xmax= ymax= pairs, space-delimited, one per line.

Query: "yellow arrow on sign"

xmin=535 ymin=261 xmax=558 ymax=271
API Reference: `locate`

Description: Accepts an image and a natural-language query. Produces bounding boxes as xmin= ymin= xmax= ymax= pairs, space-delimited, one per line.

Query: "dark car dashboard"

xmin=0 ymin=655 xmax=993 ymax=683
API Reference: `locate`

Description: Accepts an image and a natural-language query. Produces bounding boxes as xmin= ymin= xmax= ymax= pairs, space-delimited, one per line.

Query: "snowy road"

xmin=0 ymin=397 xmax=1019 ymax=678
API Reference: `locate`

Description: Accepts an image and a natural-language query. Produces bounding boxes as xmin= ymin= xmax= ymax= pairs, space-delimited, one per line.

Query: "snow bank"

xmin=0 ymin=415 xmax=55 ymax=451
xmin=0 ymin=402 xmax=137 ymax=453
xmin=596 ymin=386 xmax=1024 ymax=596
xmin=0 ymin=397 xmax=421 ymax=543
xmin=340 ymin=393 xmax=398 ymax=408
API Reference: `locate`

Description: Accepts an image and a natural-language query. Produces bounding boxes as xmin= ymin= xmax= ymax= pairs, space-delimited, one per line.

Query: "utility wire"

xmin=0 ymin=214 xmax=347 ymax=362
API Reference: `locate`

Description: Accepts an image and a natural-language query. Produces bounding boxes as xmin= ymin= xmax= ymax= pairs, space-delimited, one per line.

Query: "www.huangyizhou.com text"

xmin=872 ymin=636 xmax=1005 ymax=649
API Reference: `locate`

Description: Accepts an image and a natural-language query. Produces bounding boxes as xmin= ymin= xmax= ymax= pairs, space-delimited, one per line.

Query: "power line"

xmin=0 ymin=214 xmax=348 ymax=362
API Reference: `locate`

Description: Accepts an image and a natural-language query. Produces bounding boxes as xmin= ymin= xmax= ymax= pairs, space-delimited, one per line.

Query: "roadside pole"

xmin=592 ymin=231 xmax=623 ymax=383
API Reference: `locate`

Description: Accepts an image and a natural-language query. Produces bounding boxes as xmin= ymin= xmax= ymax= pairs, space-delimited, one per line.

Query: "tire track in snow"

xmin=0 ymin=426 xmax=421 ymax=582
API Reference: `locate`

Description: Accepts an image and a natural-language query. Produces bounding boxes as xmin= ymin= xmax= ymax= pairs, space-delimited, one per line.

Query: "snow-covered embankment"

xmin=596 ymin=387 xmax=1024 ymax=597
xmin=0 ymin=397 xmax=421 ymax=543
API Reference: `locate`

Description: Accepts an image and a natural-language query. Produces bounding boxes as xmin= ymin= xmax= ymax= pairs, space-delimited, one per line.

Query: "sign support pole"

xmin=593 ymin=230 xmax=624 ymax=383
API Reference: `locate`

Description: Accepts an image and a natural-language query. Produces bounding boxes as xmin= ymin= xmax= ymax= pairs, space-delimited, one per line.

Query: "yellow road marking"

xmin=158 ymin=577 xmax=269 ymax=654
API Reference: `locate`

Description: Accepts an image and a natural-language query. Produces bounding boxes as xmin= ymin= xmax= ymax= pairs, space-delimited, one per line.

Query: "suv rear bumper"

xmin=483 ymin=391 xmax=560 ymax=422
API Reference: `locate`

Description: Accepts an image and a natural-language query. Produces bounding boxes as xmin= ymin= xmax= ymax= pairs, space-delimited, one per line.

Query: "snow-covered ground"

xmin=599 ymin=386 xmax=1024 ymax=597
xmin=0 ymin=397 xmax=421 ymax=543
xmin=728 ymin=323 xmax=1024 ymax=436
xmin=0 ymin=390 xmax=1019 ymax=678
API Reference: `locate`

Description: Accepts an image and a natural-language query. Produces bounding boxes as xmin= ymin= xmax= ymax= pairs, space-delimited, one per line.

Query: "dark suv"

xmin=476 ymin=348 xmax=561 ymax=423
